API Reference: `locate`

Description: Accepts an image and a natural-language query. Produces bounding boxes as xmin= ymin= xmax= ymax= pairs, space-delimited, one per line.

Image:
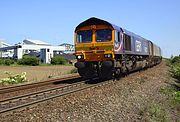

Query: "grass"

xmin=139 ymin=102 xmax=170 ymax=122
xmin=40 ymin=63 xmax=73 ymax=66
xmin=0 ymin=64 xmax=74 ymax=84
xmin=0 ymin=63 xmax=73 ymax=67
xmin=174 ymin=91 xmax=180 ymax=102
xmin=68 ymin=68 xmax=78 ymax=74
xmin=148 ymin=104 xmax=170 ymax=122
xmin=159 ymin=85 xmax=180 ymax=122
xmin=138 ymin=83 xmax=179 ymax=121
xmin=39 ymin=63 xmax=52 ymax=66
xmin=160 ymin=86 xmax=180 ymax=104
xmin=159 ymin=86 xmax=175 ymax=96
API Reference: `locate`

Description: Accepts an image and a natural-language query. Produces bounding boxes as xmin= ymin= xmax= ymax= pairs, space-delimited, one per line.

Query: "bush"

xmin=51 ymin=56 xmax=67 ymax=65
xmin=170 ymin=55 xmax=180 ymax=65
xmin=4 ymin=59 xmax=14 ymax=65
xmin=170 ymin=64 xmax=180 ymax=81
xmin=0 ymin=58 xmax=14 ymax=65
xmin=169 ymin=55 xmax=180 ymax=81
xmin=17 ymin=55 xmax=39 ymax=66
xmin=0 ymin=58 xmax=4 ymax=65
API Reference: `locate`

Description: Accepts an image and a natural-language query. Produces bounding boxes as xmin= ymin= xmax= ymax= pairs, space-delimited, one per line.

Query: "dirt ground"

xmin=0 ymin=65 xmax=74 ymax=82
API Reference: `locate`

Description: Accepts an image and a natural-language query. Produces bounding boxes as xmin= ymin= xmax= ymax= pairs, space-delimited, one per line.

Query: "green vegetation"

xmin=0 ymin=55 xmax=72 ymax=66
xmin=0 ymin=58 xmax=15 ymax=66
xmin=4 ymin=59 xmax=15 ymax=65
xmin=170 ymin=65 xmax=180 ymax=81
xmin=168 ymin=55 xmax=180 ymax=81
xmin=139 ymin=102 xmax=170 ymax=122
xmin=51 ymin=56 xmax=67 ymax=65
xmin=0 ymin=55 xmax=40 ymax=66
xmin=168 ymin=55 xmax=180 ymax=104
xmin=147 ymin=103 xmax=170 ymax=122
xmin=175 ymin=91 xmax=180 ymax=102
xmin=170 ymin=55 xmax=180 ymax=65
xmin=69 ymin=68 xmax=78 ymax=74
xmin=165 ymin=55 xmax=180 ymax=104
xmin=160 ymin=86 xmax=180 ymax=104
xmin=139 ymin=85 xmax=179 ymax=121
xmin=17 ymin=55 xmax=40 ymax=66
xmin=0 ymin=71 xmax=28 ymax=86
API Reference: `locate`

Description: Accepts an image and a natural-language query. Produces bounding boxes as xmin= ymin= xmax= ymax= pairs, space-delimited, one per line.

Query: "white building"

xmin=0 ymin=40 xmax=14 ymax=58
xmin=0 ymin=39 xmax=65 ymax=64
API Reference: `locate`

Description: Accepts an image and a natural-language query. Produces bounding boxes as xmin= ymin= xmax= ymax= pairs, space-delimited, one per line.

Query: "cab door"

xmin=148 ymin=41 xmax=153 ymax=56
xmin=114 ymin=30 xmax=123 ymax=53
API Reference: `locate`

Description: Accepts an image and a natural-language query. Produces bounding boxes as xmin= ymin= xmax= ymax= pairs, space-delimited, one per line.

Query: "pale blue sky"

xmin=0 ymin=0 xmax=180 ymax=58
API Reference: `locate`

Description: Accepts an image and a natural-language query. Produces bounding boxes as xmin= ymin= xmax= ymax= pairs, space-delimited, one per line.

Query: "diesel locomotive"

xmin=74 ymin=17 xmax=162 ymax=79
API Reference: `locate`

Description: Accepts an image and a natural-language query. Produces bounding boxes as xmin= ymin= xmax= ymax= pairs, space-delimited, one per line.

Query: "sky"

xmin=0 ymin=0 xmax=180 ymax=58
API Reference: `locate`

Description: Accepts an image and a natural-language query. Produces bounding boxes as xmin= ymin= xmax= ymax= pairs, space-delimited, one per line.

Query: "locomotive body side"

xmin=114 ymin=29 xmax=150 ymax=56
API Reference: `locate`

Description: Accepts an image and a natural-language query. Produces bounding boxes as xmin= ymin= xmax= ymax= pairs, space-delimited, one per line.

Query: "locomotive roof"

xmin=75 ymin=17 xmax=124 ymax=31
xmin=75 ymin=17 xmax=148 ymax=41
xmin=75 ymin=17 xmax=113 ymax=31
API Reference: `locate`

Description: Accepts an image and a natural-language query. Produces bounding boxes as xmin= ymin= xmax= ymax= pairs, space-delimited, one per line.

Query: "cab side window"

xmin=115 ymin=31 xmax=122 ymax=42
xmin=118 ymin=32 xmax=120 ymax=42
xmin=123 ymin=34 xmax=131 ymax=51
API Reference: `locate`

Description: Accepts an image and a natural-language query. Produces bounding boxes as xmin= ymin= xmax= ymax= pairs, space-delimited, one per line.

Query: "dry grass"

xmin=0 ymin=65 xmax=74 ymax=82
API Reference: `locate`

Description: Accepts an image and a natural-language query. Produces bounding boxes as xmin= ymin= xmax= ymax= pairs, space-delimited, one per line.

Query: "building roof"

xmin=23 ymin=39 xmax=51 ymax=46
xmin=60 ymin=43 xmax=74 ymax=46
xmin=0 ymin=40 xmax=12 ymax=47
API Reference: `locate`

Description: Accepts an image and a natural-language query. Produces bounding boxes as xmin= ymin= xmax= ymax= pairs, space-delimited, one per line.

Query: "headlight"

xmin=76 ymin=55 xmax=84 ymax=59
xmin=77 ymin=55 xmax=81 ymax=59
xmin=104 ymin=54 xmax=112 ymax=58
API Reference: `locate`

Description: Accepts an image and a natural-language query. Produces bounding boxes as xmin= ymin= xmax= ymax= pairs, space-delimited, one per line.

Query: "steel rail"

xmin=0 ymin=74 xmax=81 ymax=94
xmin=0 ymin=80 xmax=86 ymax=114
xmin=0 ymin=78 xmax=114 ymax=114
xmin=0 ymin=82 xmax=85 ymax=103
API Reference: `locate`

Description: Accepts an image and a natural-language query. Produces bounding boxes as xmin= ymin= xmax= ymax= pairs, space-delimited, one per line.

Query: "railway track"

xmin=0 ymin=77 xmax=114 ymax=114
xmin=0 ymin=74 xmax=81 ymax=94
xmin=0 ymin=66 xmax=159 ymax=114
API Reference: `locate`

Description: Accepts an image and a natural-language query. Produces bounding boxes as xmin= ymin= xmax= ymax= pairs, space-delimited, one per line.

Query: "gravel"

xmin=0 ymin=61 xmax=179 ymax=121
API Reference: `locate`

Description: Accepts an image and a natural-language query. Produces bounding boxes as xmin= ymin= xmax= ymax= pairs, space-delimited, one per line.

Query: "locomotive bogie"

xmin=75 ymin=60 xmax=113 ymax=79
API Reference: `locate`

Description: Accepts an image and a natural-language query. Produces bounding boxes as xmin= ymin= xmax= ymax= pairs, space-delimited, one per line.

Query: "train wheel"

xmin=102 ymin=69 xmax=112 ymax=79
xmin=78 ymin=68 xmax=86 ymax=77
xmin=114 ymin=68 xmax=121 ymax=78
xmin=100 ymin=66 xmax=112 ymax=80
xmin=99 ymin=61 xmax=113 ymax=79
